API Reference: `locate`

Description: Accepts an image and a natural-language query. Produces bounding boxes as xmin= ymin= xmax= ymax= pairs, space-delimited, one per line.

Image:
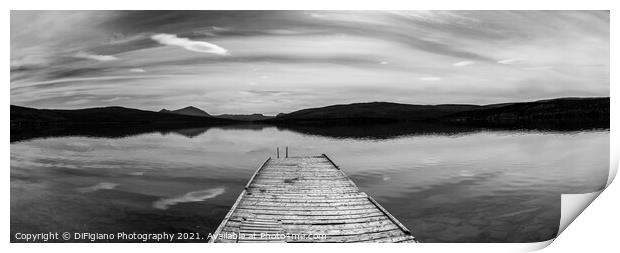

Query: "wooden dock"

xmin=209 ymin=154 xmax=416 ymax=243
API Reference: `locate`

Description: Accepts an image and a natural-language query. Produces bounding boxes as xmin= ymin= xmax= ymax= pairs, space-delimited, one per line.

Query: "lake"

xmin=10 ymin=124 xmax=609 ymax=242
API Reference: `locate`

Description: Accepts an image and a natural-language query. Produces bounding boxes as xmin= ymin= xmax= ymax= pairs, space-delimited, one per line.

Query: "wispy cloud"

xmin=241 ymin=90 xmax=288 ymax=96
xmin=13 ymin=75 xmax=178 ymax=89
xmin=420 ymin=77 xmax=441 ymax=81
xmin=497 ymin=58 xmax=524 ymax=65
xmin=522 ymin=66 xmax=553 ymax=71
xmin=211 ymin=26 xmax=229 ymax=32
xmin=74 ymin=51 xmax=118 ymax=61
xmin=453 ymin=61 xmax=475 ymax=67
xmin=10 ymin=11 xmax=610 ymax=112
xmin=151 ymin=33 xmax=229 ymax=55
xmin=128 ymin=68 xmax=146 ymax=73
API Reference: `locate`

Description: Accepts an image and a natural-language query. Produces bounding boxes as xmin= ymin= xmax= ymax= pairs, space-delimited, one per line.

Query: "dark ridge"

xmin=267 ymin=102 xmax=482 ymax=124
xmin=441 ymin=97 xmax=609 ymax=129
xmin=10 ymin=97 xmax=609 ymax=142
xmin=10 ymin=105 xmax=235 ymax=128
xmin=265 ymin=97 xmax=609 ymax=130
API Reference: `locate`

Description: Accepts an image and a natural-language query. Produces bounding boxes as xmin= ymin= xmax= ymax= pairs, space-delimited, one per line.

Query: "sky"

xmin=10 ymin=11 xmax=609 ymax=115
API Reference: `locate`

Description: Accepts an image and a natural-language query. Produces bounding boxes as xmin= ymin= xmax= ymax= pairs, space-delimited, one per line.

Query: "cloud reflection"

xmin=153 ymin=187 xmax=226 ymax=210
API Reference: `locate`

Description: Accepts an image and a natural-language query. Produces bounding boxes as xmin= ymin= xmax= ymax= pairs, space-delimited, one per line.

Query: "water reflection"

xmin=10 ymin=124 xmax=609 ymax=242
xmin=11 ymin=122 xmax=606 ymax=143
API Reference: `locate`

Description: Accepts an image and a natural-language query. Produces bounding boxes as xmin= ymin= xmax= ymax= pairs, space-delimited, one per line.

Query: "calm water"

xmin=10 ymin=125 xmax=609 ymax=242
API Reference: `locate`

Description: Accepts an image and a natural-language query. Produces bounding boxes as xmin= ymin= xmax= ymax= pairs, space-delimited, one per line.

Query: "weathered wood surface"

xmin=210 ymin=155 xmax=417 ymax=243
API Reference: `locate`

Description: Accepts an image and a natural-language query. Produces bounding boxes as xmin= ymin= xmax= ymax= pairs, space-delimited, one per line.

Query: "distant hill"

xmin=266 ymin=97 xmax=609 ymax=129
xmin=441 ymin=97 xmax=609 ymax=129
xmin=159 ymin=106 xmax=274 ymax=121
xmin=11 ymin=96 xmax=610 ymax=135
xmin=160 ymin=106 xmax=211 ymax=117
xmin=215 ymin=113 xmax=274 ymax=121
xmin=11 ymin=105 xmax=233 ymax=127
xmin=268 ymin=102 xmax=482 ymax=124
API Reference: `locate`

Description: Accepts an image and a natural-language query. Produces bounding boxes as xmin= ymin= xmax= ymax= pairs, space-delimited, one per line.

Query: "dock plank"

xmin=209 ymin=155 xmax=416 ymax=243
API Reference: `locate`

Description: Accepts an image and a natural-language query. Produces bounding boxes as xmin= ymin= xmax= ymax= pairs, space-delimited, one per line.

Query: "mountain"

xmin=160 ymin=106 xmax=275 ymax=121
xmin=11 ymin=105 xmax=233 ymax=127
xmin=215 ymin=114 xmax=274 ymax=121
xmin=159 ymin=106 xmax=211 ymax=117
xmin=268 ymin=102 xmax=482 ymax=123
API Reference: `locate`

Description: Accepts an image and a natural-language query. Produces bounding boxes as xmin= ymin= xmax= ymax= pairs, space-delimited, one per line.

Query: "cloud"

xmin=46 ymin=67 xmax=107 ymax=79
xmin=74 ymin=51 xmax=118 ymax=61
xmin=10 ymin=53 xmax=51 ymax=70
xmin=211 ymin=26 xmax=230 ymax=32
xmin=522 ymin=66 xmax=553 ymax=71
xmin=241 ymin=90 xmax=288 ymax=96
xmin=65 ymin=99 xmax=91 ymax=105
xmin=497 ymin=58 xmax=524 ymax=65
xmin=128 ymin=68 xmax=146 ymax=73
xmin=10 ymin=11 xmax=610 ymax=112
xmin=150 ymin=33 xmax=229 ymax=55
xmin=14 ymin=75 xmax=178 ymax=89
xmin=453 ymin=61 xmax=475 ymax=67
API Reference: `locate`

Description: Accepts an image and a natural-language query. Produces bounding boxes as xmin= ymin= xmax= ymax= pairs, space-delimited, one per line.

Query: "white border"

xmin=2 ymin=0 xmax=618 ymax=10
xmin=3 ymin=1 xmax=617 ymax=252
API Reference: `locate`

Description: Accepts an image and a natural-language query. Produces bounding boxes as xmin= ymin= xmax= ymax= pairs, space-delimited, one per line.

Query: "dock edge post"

xmin=321 ymin=153 xmax=340 ymax=170
xmin=323 ymin=153 xmax=417 ymax=242
xmin=367 ymin=195 xmax=417 ymax=241
xmin=245 ymin=157 xmax=271 ymax=190
xmin=321 ymin=154 xmax=360 ymax=194
xmin=209 ymin=157 xmax=271 ymax=243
